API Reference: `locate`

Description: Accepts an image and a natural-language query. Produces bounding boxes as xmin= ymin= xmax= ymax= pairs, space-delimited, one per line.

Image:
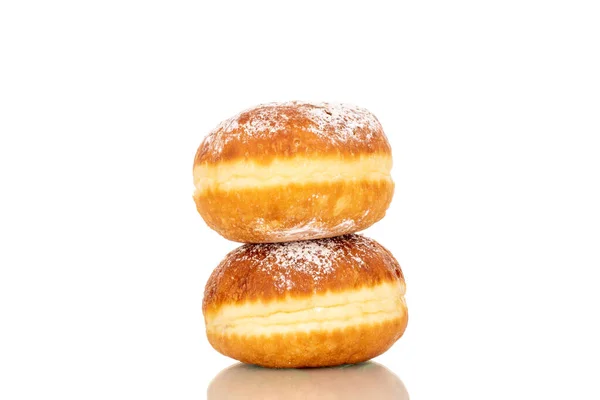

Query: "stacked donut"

xmin=193 ymin=101 xmax=407 ymax=368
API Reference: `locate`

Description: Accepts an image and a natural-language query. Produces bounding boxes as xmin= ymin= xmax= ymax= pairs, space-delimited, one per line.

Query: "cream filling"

xmin=206 ymin=282 xmax=406 ymax=336
xmin=193 ymin=155 xmax=392 ymax=193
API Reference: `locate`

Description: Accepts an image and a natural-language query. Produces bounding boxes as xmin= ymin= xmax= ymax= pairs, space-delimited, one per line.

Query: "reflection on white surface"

xmin=207 ymin=361 xmax=409 ymax=400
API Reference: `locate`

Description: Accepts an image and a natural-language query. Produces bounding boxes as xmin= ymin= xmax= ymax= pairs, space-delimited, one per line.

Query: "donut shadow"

xmin=207 ymin=361 xmax=409 ymax=400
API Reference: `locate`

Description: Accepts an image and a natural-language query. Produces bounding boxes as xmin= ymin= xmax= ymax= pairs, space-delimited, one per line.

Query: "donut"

xmin=203 ymin=234 xmax=408 ymax=368
xmin=193 ymin=101 xmax=394 ymax=243
xmin=207 ymin=362 xmax=409 ymax=399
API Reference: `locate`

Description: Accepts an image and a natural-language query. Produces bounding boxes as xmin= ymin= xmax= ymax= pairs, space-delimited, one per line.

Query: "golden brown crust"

xmin=194 ymin=101 xmax=391 ymax=166
xmin=203 ymin=235 xmax=404 ymax=311
xmin=206 ymin=316 xmax=408 ymax=368
xmin=194 ymin=179 xmax=394 ymax=243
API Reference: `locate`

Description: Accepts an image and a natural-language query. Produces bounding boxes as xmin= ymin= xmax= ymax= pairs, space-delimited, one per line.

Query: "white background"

xmin=1 ymin=1 xmax=599 ymax=399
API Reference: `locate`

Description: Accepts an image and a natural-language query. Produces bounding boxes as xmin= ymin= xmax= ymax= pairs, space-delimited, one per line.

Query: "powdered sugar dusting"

xmin=254 ymin=218 xmax=357 ymax=242
xmin=268 ymin=218 xmax=327 ymax=241
xmin=201 ymin=101 xmax=383 ymax=156
xmin=256 ymin=240 xmax=339 ymax=291
xmin=304 ymin=103 xmax=380 ymax=141
xmin=231 ymin=235 xmax=379 ymax=293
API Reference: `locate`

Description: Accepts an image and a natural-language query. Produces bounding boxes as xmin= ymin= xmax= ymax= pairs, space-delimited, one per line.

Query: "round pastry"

xmin=193 ymin=101 xmax=394 ymax=243
xmin=203 ymin=234 xmax=408 ymax=368
xmin=207 ymin=362 xmax=409 ymax=400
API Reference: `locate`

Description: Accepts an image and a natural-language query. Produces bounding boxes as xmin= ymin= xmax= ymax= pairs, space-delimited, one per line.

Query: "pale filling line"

xmin=207 ymin=282 xmax=406 ymax=335
xmin=194 ymin=154 xmax=393 ymax=193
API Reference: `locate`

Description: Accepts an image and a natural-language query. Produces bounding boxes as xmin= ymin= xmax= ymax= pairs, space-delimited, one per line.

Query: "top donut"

xmin=193 ymin=101 xmax=394 ymax=243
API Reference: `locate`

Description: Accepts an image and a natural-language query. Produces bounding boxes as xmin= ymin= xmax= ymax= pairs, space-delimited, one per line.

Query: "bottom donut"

xmin=203 ymin=235 xmax=408 ymax=368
